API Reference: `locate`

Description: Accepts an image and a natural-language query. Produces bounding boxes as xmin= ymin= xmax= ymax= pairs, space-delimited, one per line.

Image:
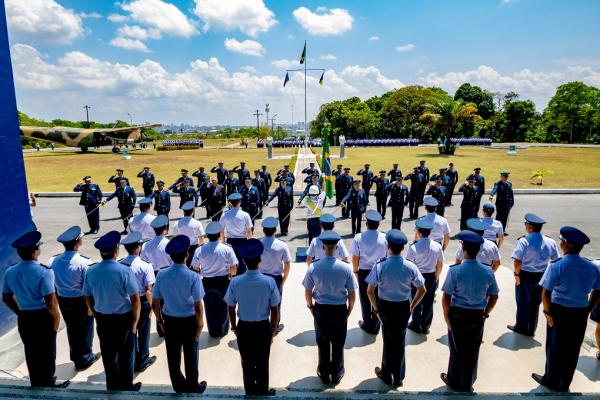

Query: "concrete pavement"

xmin=1 ymin=194 xmax=599 ymax=396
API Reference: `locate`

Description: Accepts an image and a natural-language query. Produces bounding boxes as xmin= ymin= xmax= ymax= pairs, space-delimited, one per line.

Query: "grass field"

xmin=23 ymin=146 xmax=600 ymax=192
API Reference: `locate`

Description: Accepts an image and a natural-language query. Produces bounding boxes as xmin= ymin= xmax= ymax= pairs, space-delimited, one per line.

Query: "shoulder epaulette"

xmin=80 ymin=254 xmax=90 ymax=259
xmin=40 ymin=263 xmax=51 ymax=269
xmin=449 ymin=263 xmax=460 ymax=268
xmin=88 ymin=262 xmax=98 ymax=267
xmin=376 ymin=257 xmax=387 ymax=264
xmin=550 ymin=257 xmax=562 ymax=264
xmin=119 ymin=259 xmax=132 ymax=267
xmin=52 ymin=253 xmax=61 ymax=258
xmin=517 ymin=235 xmax=525 ymax=240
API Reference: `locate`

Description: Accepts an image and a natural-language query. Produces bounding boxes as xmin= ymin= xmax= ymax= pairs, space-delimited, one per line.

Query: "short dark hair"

xmin=263 ymin=227 xmax=276 ymax=237
xmin=462 ymin=242 xmax=481 ymax=258
xmin=183 ymin=209 xmax=194 ymax=216
xmin=153 ymin=226 xmax=167 ymax=235
xmin=63 ymin=239 xmax=80 ymax=252
xmin=529 ymin=223 xmax=542 ymax=233
xmin=388 ymin=243 xmax=404 ymax=255
xmin=17 ymin=246 xmax=38 ymax=261
xmin=321 ymin=222 xmax=334 ymax=231
xmin=483 ymin=208 xmax=493 ymax=216
xmin=124 ymin=243 xmax=140 ymax=254
xmin=366 ymin=220 xmax=379 ymax=230
xmin=417 ymin=228 xmax=431 ymax=237
xmin=425 ymin=205 xmax=436 ymax=213
xmin=100 ymin=246 xmax=118 ymax=260
xmin=207 ymin=233 xmax=220 ymax=242
xmin=244 ymin=257 xmax=261 ymax=270
xmin=170 ymin=252 xmax=187 ymax=264
xmin=230 ymin=199 xmax=241 ymax=207
xmin=140 ymin=203 xmax=151 ymax=212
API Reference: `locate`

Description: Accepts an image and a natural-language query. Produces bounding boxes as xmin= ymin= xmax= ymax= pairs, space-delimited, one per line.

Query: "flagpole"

xmin=304 ymin=40 xmax=307 ymax=146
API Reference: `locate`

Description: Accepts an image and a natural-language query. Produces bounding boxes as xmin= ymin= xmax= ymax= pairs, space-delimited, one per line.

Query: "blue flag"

xmin=283 ymin=72 xmax=290 ymax=87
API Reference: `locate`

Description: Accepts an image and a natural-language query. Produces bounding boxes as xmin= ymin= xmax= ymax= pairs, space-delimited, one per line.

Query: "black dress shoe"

xmin=375 ymin=367 xmax=392 ymax=385
xmin=276 ymin=324 xmax=284 ymax=333
xmin=317 ymin=368 xmax=330 ymax=384
xmin=331 ymin=369 xmax=344 ymax=385
xmin=393 ymin=380 xmax=403 ymax=387
xmin=136 ymin=355 xmax=157 ymax=373
xmin=53 ymin=380 xmax=70 ymax=388
xmin=132 ymin=382 xmax=142 ymax=391
xmin=197 ymin=381 xmax=207 ymax=394
xmin=75 ymin=352 xmax=101 ymax=371
xmin=266 ymin=388 xmax=276 ymax=396
xmin=531 ymin=373 xmax=544 ymax=386
xmin=440 ymin=372 xmax=451 ymax=387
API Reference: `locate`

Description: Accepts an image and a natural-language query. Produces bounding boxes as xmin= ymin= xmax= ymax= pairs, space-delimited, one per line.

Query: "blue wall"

xmin=0 ymin=1 xmax=34 ymax=335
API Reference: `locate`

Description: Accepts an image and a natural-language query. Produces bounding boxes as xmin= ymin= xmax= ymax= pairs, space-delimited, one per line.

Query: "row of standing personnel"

xmin=3 ymin=195 xmax=600 ymax=394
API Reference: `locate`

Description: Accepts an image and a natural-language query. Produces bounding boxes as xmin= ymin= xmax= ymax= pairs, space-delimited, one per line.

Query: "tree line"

xmin=311 ymin=81 xmax=600 ymax=144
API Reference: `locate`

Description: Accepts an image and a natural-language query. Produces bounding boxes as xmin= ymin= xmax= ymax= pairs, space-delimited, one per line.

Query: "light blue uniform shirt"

xmin=120 ymin=255 xmax=156 ymax=296
xmin=481 ymin=217 xmax=503 ymax=241
xmin=539 ymin=254 xmax=600 ymax=308
xmin=153 ymin=263 xmax=204 ymax=317
xmin=442 ymin=259 xmax=499 ymax=309
xmin=303 ymin=256 xmax=356 ymax=305
xmin=366 ymin=256 xmax=425 ymax=302
xmin=191 ymin=241 xmax=238 ymax=278
xmin=307 ymin=236 xmax=349 ymax=261
xmin=512 ymin=232 xmax=560 ymax=272
xmin=82 ymin=260 xmax=138 ymax=314
xmin=455 ymin=239 xmax=500 ymax=266
xmin=350 ymin=229 xmax=387 ymax=270
xmin=48 ymin=251 xmax=93 ymax=297
xmin=405 ymin=238 xmax=444 ymax=274
xmin=259 ymin=236 xmax=291 ymax=276
xmin=224 ymin=270 xmax=281 ymax=321
xmin=2 ymin=261 xmax=55 ymax=310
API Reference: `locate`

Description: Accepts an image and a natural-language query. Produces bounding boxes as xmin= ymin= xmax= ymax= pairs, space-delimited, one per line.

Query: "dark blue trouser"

xmin=376 ymin=195 xmax=387 ymax=218
xmin=313 ymin=303 xmax=348 ymax=381
xmin=277 ymin=206 xmax=291 ymax=234
xmin=202 ymin=275 xmax=230 ymax=337
xmin=358 ymin=269 xmax=380 ymax=334
xmin=350 ymin=210 xmax=362 ymax=234
xmin=227 ymin=237 xmax=248 ymax=275
xmin=237 ymin=320 xmax=272 ymax=395
xmin=409 ymin=272 xmax=438 ymax=333
xmin=143 ymin=186 xmax=153 ymax=197
xmin=164 ymin=315 xmax=200 ymax=393
xmin=390 ymin=205 xmax=404 ymax=229
xmin=447 ymin=306 xmax=485 ymax=391
xmin=95 ymin=311 xmax=135 ymax=391
xmin=542 ymin=303 xmax=589 ymax=392
xmin=84 ymin=205 xmax=100 ymax=231
xmin=265 ymin=274 xmax=283 ymax=326
xmin=379 ymin=299 xmax=410 ymax=383
xmin=409 ymin=194 xmax=420 ymax=218
xmin=57 ymin=296 xmax=95 ymax=368
xmin=514 ymin=270 xmax=545 ymax=336
xmin=18 ymin=309 xmax=56 ymax=387
xmin=307 ymin=217 xmax=322 ymax=244
xmin=135 ymin=298 xmax=152 ymax=371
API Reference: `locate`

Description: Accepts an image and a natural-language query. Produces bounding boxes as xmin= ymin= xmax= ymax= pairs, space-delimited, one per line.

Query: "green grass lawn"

xmin=24 ymin=147 xmax=296 ymax=192
xmin=325 ymin=146 xmax=600 ymax=189
xmin=23 ymin=146 xmax=600 ymax=192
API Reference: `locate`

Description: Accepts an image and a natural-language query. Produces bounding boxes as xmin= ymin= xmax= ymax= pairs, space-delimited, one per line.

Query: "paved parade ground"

xmin=0 ymin=194 xmax=599 ymax=397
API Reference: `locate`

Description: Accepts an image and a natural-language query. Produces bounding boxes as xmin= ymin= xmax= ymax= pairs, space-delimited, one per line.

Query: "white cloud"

xmin=288 ymin=34 xmax=296 ymax=40
xmin=11 ymin=43 xmax=404 ymax=124
xmin=5 ymin=0 xmax=84 ymax=45
xmin=320 ymin=54 xmax=337 ymax=61
xmin=271 ymin=59 xmax=298 ymax=69
xmin=224 ymin=38 xmax=265 ymax=57
xmin=396 ymin=43 xmax=416 ymax=53
xmin=418 ymin=64 xmax=600 ymax=109
xmin=118 ymin=25 xmax=161 ymax=40
xmin=120 ymin=0 xmax=197 ymax=38
xmin=80 ymin=12 xmax=102 ymax=19
xmin=109 ymin=37 xmax=150 ymax=53
xmin=241 ymin=66 xmax=256 ymax=73
xmin=293 ymin=6 xmax=353 ymax=36
xmin=369 ymin=36 xmax=379 ymax=42
xmin=108 ymin=14 xmax=128 ymax=23
xmin=193 ymin=0 xmax=276 ymax=37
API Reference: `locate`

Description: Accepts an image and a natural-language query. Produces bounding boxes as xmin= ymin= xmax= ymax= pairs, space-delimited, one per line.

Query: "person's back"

xmin=542 ymin=254 xmax=600 ymax=307
xmin=227 ymin=270 xmax=279 ymax=319
xmin=306 ymin=256 xmax=353 ymax=304
xmin=84 ymin=260 xmax=135 ymax=314
xmin=154 ymin=263 xmax=201 ymax=317
xmin=444 ymin=259 xmax=496 ymax=309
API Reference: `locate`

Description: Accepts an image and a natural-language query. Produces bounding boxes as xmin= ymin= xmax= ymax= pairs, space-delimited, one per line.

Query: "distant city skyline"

xmin=6 ymin=0 xmax=600 ymax=125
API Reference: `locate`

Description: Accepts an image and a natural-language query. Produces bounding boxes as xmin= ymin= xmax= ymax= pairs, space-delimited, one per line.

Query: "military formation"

xmin=3 ymin=159 xmax=600 ymax=396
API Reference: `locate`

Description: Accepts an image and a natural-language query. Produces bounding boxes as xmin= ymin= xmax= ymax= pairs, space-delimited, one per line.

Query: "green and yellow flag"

xmin=300 ymin=42 xmax=306 ymax=64
xmin=321 ymin=121 xmax=334 ymax=199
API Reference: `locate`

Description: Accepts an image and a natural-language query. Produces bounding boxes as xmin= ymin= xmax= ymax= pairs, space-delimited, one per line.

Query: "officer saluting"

xmin=241 ymin=177 xmax=261 ymax=225
xmin=531 ymin=227 xmax=600 ymax=392
xmin=224 ymin=170 xmax=240 ymax=196
xmin=303 ymin=231 xmax=356 ymax=385
xmin=172 ymin=179 xmax=198 ymax=210
xmin=267 ymin=179 xmax=293 ymax=236
xmin=168 ymin=169 xmax=194 ymax=190
xmin=341 ymin=180 xmax=367 ymax=235
xmin=350 ymin=210 xmax=388 ymax=335
xmin=2 ymin=231 xmax=69 ymax=388
xmin=108 ymin=168 xmax=129 ymax=189
xmin=211 ymin=162 xmax=228 ymax=184
xmin=440 ymin=230 xmax=499 ymax=392
xmin=192 ymin=222 xmax=238 ymax=338
xmin=356 ymin=164 xmax=374 ymax=205
xmin=83 ymin=231 xmax=141 ymax=391
xmin=259 ymin=217 xmax=291 ymax=333
xmin=306 ymin=213 xmax=349 ymax=265
xmin=137 ymin=167 xmax=155 ymax=197
xmin=220 ymin=193 xmax=253 ymax=274
xmin=232 ymin=161 xmax=251 ymax=182
xmin=48 ymin=226 xmax=98 ymax=371
xmin=373 ymin=170 xmax=389 ymax=218
xmin=103 ymin=178 xmax=137 ymax=234
xmin=74 ymin=176 xmax=102 ymax=234
xmin=386 ymin=175 xmax=409 ymax=229
xmin=367 ymin=229 xmax=426 ymax=387
xmin=405 ymin=166 xmax=425 ymax=219
xmin=467 ymin=167 xmax=485 ymax=214
xmin=406 ymin=219 xmax=444 ymax=334
xmin=225 ymin=239 xmax=281 ymax=396
xmin=127 ymin=197 xmax=156 ymax=240
xmin=152 ymin=235 xmax=207 ymax=394
xmin=119 ymin=232 xmax=157 ymax=373
xmin=151 ymin=180 xmax=171 ymax=216
xmin=508 ymin=213 xmax=559 ymax=337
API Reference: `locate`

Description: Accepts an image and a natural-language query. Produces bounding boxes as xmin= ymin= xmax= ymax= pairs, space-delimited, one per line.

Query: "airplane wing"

xmin=20 ymin=124 xmax=160 ymax=147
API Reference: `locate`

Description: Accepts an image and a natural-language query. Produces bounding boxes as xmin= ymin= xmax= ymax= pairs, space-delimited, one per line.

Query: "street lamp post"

xmin=83 ymin=105 xmax=91 ymax=127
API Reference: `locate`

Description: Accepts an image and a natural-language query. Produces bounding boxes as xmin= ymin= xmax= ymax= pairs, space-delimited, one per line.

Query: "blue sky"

xmin=6 ymin=0 xmax=600 ymax=125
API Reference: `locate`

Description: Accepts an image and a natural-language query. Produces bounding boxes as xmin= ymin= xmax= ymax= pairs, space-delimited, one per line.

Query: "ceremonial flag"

xmin=319 ymin=71 xmax=324 ymax=85
xmin=321 ymin=125 xmax=334 ymax=199
xmin=283 ymin=72 xmax=290 ymax=87
xmin=300 ymin=42 xmax=306 ymax=64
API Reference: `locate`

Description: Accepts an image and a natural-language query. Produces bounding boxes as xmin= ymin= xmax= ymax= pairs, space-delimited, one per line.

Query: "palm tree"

xmin=420 ymin=99 xmax=482 ymax=154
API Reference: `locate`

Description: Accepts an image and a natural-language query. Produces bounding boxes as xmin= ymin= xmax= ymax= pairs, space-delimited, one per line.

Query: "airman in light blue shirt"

xmin=303 ymin=256 xmax=356 ymax=305
xmin=83 ymin=259 xmax=139 ymax=314
xmin=366 ymin=256 xmax=425 ymax=302
xmin=224 ymin=269 xmax=281 ymax=321
xmin=49 ymin=251 xmax=92 ymax=298
xmin=3 ymin=260 xmax=55 ymax=310
xmin=153 ymin=263 xmax=205 ymax=317
xmin=191 ymin=241 xmax=238 ymax=277
xmin=442 ymin=259 xmax=499 ymax=309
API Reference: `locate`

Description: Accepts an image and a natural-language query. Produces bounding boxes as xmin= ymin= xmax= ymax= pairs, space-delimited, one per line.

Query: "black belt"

xmin=202 ymin=275 xmax=230 ymax=282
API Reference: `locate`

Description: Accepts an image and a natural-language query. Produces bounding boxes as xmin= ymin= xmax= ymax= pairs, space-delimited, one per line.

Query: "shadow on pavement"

xmin=55 ymin=362 xmax=78 ymax=381
xmin=577 ymin=355 xmax=600 ymax=381
xmin=286 ymin=375 xmax=328 ymax=392
xmin=227 ymin=338 xmax=239 ymax=351
xmin=493 ymin=331 xmax=542 ymax=351
xmin=406 ymin=330 xmax=427 ymax=346
xmin=353 ymin=376 xmax=395 ymax=393
xmin=436 ymin=334 xmax=449 ymax=346
xmin=86 ymin=371 xmax=106 ymax=384
xmin=286 ymin=330 xmax=315 ymax=347
xmin=149 ymin=332 xmax=164 ymax=348
xmin=286 ymin=328 xmax=375 ymax=349
xmin=199 ymin=334 xmax=222 ymax=350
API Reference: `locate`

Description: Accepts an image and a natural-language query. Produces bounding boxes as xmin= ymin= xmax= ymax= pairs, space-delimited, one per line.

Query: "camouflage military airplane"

xmin=20 ymin=124 xmax=160 ymax=150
